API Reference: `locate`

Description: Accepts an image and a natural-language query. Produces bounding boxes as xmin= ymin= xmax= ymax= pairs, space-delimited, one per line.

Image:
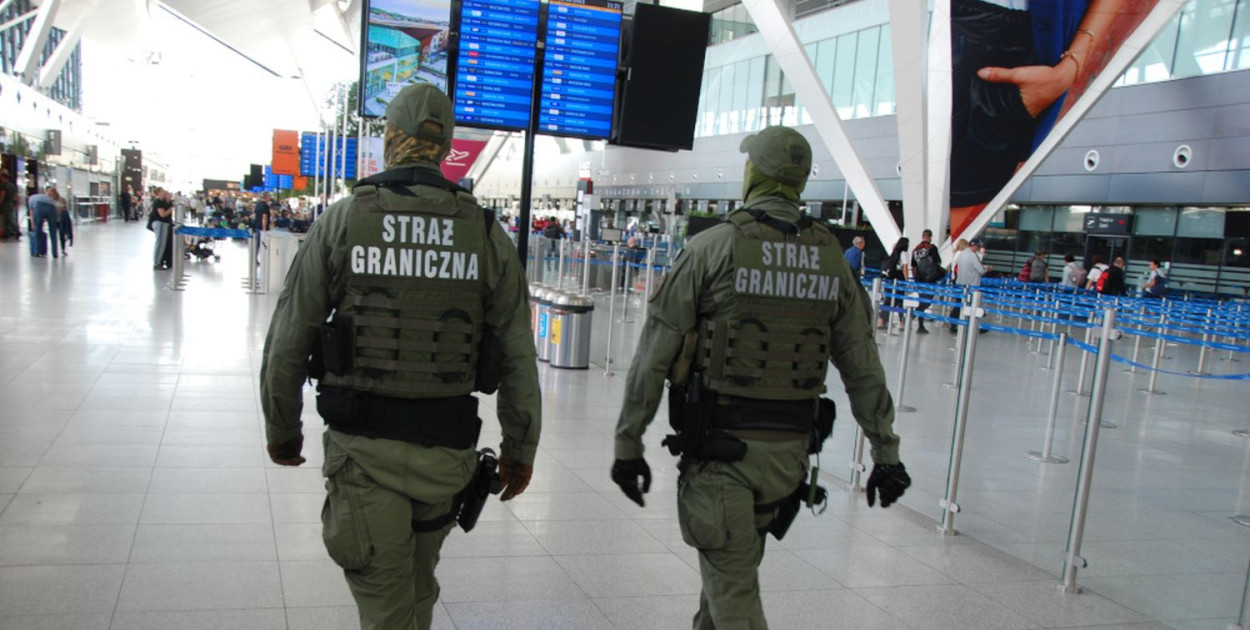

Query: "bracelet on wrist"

xmin=1059 ymin=50 xmax=1083 ymax=76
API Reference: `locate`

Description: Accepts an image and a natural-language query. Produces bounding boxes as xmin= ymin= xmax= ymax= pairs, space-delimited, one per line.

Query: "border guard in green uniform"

xmin=260 ymin=84 xmax=541 ymax=630
xmin=611 ymin=126 xmax=910 ymax=629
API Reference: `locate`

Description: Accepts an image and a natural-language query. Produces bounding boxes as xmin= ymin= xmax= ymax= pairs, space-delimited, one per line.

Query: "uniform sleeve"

xmin=828 ymin=262 xmax=902 ymax=465
xmin=259 ymin=212 xmax=337 ymax=446
xmin=613 ymin=239 xmax=710 ymax=460
xmin=484 ymin=226 xmax=541 ymax=466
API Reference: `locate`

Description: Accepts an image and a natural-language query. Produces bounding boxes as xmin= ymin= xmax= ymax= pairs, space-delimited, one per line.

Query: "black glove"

xmin=866 ymin=462 xmax=910 ymax=508
xmin=611 ymin=458 xmax=651 ymax=507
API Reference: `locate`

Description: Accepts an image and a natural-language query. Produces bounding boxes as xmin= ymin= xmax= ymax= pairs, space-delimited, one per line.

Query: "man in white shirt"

xmin=949 ymin=238 xmax=992 ymax=332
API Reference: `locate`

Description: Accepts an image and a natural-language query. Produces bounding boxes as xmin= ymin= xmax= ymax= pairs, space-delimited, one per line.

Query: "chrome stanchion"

xmin=1139 ymin=319 xmax=1167 ymax=396
xmin=895 ymin=307 xmax=917 ymax=413
xmin=622 ymin=257 xmax=634 ymax=325
xmin=581 ymin=239 xmax=591 ymax=295
xmin=1191 ymin=308 xmax=1213 ymax=375
xmin=870 ymin=278 xmax=884 ymax=334
xmin=642 ymin=244 xmax=656 ymax=324
xmin=1027 ymin=332 xmax=1070 ymax=464
xmin=943 ymin=296 xmax=968 ymax=389
xmin=244 ymin=233 xmax=261 ymax=294
xmin=1060 ymin=307 xmax=1118 ymax=594
xmin=1123 ymin=307 xmax=1146 ymax=374
xmin=603 ymin=244 xmax=620 ymax=377
xmin=939 ymin=291 xmax=983 ymax=536
xmin=1067 ymin=318 xmax=1095 ymax=397
xmin=171 ymin=225 xmax=187 ymax=291
xmin=1227 ymin=555 xmax=1250 ymax=630
xmin=848 ymin=426 xmax=867 ymax=494
xmin=556 ymin=238 xmax=566 ymax=290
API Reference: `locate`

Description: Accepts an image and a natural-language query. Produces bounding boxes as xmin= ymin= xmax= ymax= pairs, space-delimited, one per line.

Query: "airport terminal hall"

xmin=4 ymin=0 xmax=1250 ymax=629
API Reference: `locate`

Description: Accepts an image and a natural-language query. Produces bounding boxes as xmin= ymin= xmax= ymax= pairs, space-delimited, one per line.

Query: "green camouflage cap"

xmin=739 ymin=126 xmax=812 ymax=186
xmin=385 ymin=83 xmax=454 ymax=146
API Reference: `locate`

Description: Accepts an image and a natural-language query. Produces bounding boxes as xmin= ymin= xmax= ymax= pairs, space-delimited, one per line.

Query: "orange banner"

xmin=272 ymin=130 xmax=300 ymax=176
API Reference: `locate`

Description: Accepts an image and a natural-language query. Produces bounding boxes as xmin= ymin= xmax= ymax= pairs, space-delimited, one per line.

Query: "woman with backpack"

xmin=1018 ymin=250 xmax=1049 ymax=283
xmin=878 ymin=237 xmax=911 ymax=330
xmin=1060 ymin=254 xmax=1086 ymax=289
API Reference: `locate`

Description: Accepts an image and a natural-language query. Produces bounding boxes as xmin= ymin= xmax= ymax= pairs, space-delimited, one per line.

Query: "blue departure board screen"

xmin=300 ymin=133 xmax=358 ymax=180
xmin=538 ymin=0 xmax=623 ymax=139
xmin=263 ymin=166 xmax=294 ymax=191
xmin=453 ymin=0 xmax=540 ymax=130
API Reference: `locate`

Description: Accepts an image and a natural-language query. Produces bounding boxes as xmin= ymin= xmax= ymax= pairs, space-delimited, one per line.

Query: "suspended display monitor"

xmin=453 ymin=0 xmax=541 ymax=130
xmin=612 ymin=4 xmax=709 ymax=151
xmin=947 ymin=0 xmax=1167 ymax=241
xmin=360 ymin=0 xmax=454 ymax=117
xmin=537 ymin=0 xmax=623 ymax=139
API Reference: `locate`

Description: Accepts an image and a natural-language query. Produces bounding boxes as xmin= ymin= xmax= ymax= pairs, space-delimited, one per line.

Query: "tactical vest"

xmin=320 ymin=182 xmax=488 ymax=399
xmin=697 ymin=202 xmax=842 ymax=401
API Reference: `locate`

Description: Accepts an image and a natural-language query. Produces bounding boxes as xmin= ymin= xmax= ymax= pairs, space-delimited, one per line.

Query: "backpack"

xmin=1071 ymin=265 xmax=1087 ymax=287
xmin=914 ymin=245 xmax=941 ymax=282
xmin=883 ymin=251 xmax=903 ymax=279
xmin=1018 ymin=259 xmax=1033 ymax=282
xmin=1095 ymin=268 xmax=1109 ymax=293
xmin=1029 ymin=257 xmax=1046 ymax=282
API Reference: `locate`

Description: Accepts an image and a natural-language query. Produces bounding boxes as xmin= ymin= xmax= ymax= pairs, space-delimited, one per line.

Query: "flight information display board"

xmin=300 ymin=133 xmax=358 ymax=180
xmin=453 ymin=0 xmax=540 ymax=130
xmin=538 ymin=0 xmax=623 ymax=139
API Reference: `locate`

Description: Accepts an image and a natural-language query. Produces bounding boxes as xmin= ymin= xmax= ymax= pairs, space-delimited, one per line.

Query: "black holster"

xmin=318 ymin=314 xmax=355 ymax=376
xmin=662 ymin=376 xmax=747 ymax=464
xmin=810 ymin=398 xmax=836 ymax=455
xmin=413 ymin=447 xmax=502 ymax=534
xmin=475 ymin=326 xmax=502 ymax=395
xmin=317 ymin=385 xmax=483 ymax=450
xmin=760 ymin=481 xmax=828 ymax=541
xmin=455 ymin=448 xmax=502 ymax=533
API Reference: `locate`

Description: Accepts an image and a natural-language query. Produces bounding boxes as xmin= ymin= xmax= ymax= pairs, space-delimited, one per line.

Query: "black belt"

xmin=317 ymin=385 xmax=482 ymax=450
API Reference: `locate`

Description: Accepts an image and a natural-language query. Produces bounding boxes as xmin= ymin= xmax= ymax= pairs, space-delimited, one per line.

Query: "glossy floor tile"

xmin=0 ymin=221 xmax=1245 ymax=629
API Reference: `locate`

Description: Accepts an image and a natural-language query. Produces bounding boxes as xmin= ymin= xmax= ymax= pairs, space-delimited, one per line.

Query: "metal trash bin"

xmin=549 ymin=293 xmax=594 ymax=369
xmin=529 ymin=283 xmax=546 ymax=351
xmin=535 ymin=288 xmax=557 ymax=362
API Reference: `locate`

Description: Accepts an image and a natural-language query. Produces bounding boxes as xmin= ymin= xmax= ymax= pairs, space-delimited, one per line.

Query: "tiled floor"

xmin=0 ymin=220 xmax=1245 ymax=629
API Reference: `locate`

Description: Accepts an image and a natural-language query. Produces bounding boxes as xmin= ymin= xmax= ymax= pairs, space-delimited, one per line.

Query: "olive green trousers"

xmin=678 ymin=437 xmax=809 ymax=630
xmin=321 ymin=430 xmax=477 ymax=630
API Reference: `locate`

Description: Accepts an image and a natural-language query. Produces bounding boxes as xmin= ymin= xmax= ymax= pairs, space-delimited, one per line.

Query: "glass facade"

xmin=980 ymin=206 xmax=1250 ymax=297
xmin=696 ymin=23 xmax=895 ymax=137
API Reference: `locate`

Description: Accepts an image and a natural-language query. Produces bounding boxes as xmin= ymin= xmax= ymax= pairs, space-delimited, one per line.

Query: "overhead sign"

xmin=537 ymin=0 xmax=623 ymax=139
xmin=361 ymin=0 xmax=453 ymax=117
xmin=453 ymin=0 xmax=541 ymax=130
xmin=272 ymin=130 xmax=300 ymax=175
xmin=1083 ymin=213 xmax=1133 ymax=235
xmin=440 ymin=138 xmax=489 ymax=182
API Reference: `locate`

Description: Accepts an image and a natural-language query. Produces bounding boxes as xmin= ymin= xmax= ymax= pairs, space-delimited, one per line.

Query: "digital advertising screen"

xmin=360 ymin=0 xmax=453 ymax=118
xmin=453 ymin=0 xmax=541 ymax=130
xmin=537 ymin=0 xmax=623 ymax=139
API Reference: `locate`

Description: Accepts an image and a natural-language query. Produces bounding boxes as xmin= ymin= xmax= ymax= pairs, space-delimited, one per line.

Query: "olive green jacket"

xmin=260 ymin=163 xmax=541 ymax=465
xmin=613 ymin=198 xmax=900 ymax=465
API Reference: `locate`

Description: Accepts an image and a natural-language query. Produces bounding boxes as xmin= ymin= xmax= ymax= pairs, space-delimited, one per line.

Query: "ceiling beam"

xmin=37 ymin=0 xmax=94 ymax=90
xmin=14 ymin=0 xmax=61 ymax=85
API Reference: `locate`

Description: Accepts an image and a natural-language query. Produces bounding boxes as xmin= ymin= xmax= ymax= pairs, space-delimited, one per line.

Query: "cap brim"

xmin=739 ymin=135 xmax=757 ymax=154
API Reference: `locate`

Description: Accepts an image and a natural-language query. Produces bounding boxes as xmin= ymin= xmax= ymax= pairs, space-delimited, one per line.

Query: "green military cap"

xmin=739 ymin=126 xmax=812 ymax=186
xmin=385 ymin=83 xmax=455 ymax=146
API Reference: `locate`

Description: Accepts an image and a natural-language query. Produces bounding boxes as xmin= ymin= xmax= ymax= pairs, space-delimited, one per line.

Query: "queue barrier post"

xmin=1060 ymin=307 xmax=1118 ymax=594
xmin=603 ymin=244 xmax=620 ymax=377
xmin=1027 ymin=332 xmax=1070 ymax=464
xmin=939 ymin=290 xmax=983 ymax=536
xmin=895 ymin=307 xmax=917 ymax=413
xmin=1139 ymin=313 xmax=1168 ymax=396
xmin=848 ymin=426 xmax=867 ymax=494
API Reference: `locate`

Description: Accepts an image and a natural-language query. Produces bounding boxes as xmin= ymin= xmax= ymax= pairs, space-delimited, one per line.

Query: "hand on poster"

xmin=976 ymin=60 xmax=1079 ymax=118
